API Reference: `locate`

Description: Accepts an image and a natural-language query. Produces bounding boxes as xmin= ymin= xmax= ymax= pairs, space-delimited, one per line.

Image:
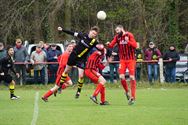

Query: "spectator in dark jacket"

xmin=163 ymin=45 xmax=180 ymax=83
xmin=106 ymin=45 xmax=119 ymax=83
xmin=135 ymin=43 xmax=143 ymax=82
xmin=144 ymin=42 xmax=162 ymax=84
xmin=47 ymin=44 xmax=61 ymax=83
xmin=0 ymin=42 xmax=6 ymax=59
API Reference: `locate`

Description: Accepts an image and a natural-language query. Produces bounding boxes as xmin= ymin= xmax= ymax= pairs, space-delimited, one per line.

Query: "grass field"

xmin=0 ymin=84 xmax=188 ymax=125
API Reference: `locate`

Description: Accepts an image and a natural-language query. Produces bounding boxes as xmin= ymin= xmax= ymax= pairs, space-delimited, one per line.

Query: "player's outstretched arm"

xmin=58 ymin=26 xmax=75 ymax=36
xmin=58 ymin=26 xmax=83 ymax=38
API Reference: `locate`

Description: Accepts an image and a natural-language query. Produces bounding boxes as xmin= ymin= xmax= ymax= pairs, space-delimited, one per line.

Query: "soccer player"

xmin=85 ymin=44 xmax=110 ymax=105
xmin=0 ymin=46 xmax=20 ymax=100
xmin=107 ymin=25 xmax=137 ymax=105
xmin=41 ymin=43 xmax=74 ymax=102
xmin=57 ymin=26 xmax=101 ymax=96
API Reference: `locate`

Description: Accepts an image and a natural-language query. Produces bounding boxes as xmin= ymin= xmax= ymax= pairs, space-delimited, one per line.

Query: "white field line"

xmin=31 ymin=92 xmax=39 ymax=125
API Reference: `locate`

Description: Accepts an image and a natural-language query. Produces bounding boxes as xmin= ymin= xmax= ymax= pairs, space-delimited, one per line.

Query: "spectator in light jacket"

xmin=30 ymin=44 xmax=47 ymax=84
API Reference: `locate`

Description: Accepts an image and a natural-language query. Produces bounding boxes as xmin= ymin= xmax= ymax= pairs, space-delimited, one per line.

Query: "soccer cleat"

xmin=100 ymin=101 xmax=110 ymax=105
xmin=10 ymin=95 xmax=20 ymax=100
xmin=90 ymin=96 xmax=98 ymax=104
xmin=41 ymin=97 xmax=48 ymax=102
xmin=75 ymin=92 xmax=80 ymax=99
xmin=125 ymin=92 xmax=130 ymax=100
xmin=128 ymin=98 xmax=135 ymax=105
xmin=57 ymin=87 xmax=62 ymax=94
xmin=53 ymin=90 xmax=57 ymax=97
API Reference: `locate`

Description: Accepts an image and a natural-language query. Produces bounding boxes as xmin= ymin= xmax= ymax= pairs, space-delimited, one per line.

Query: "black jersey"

xmin=0 ymin=55 xmax=16 ymax=75
xmin=61 ymin=29 xmax=98 ymax=59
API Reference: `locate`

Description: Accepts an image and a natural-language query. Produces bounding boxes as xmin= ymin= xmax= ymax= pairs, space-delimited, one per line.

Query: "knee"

xmin=98 ymin=77 xmax=106 ymax=85
xmin=119 ymin=74 xmax=125 ymax=80
xmin=130 ymin=75 xmax=135 ymax=80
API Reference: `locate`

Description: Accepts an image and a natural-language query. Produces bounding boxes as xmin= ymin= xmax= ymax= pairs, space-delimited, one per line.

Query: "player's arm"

xmin=58 ymin=27 xmax=84 ymax=39
xmin=107 ymin=36 xmax=118 ymax=48
xmin=127 ymin=32 xmax=137 ymax=48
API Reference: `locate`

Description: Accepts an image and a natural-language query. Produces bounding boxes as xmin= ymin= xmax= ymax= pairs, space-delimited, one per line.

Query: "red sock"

xmin=93 ymin=83 xmax=103 ymax=97
xmin=121 ymin=79 xmax=129 ymax=93
xmin=100 ymin=86 xmax=105 ymax=103
xmin=130 ymin=80 xmax=136 ymax=99
xmin=43 ymin=90 xmax=53 ymax=99
xmin=61 ymin=84 xmax=67 ymax=90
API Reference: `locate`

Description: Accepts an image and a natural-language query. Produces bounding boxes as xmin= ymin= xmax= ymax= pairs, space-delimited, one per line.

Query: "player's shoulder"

xmin=125 ymin=31 xmax=134 ymax=37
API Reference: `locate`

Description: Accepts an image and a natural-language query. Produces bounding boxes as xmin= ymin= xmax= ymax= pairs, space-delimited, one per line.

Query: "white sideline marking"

xmin=31 ymin=92 xmax=39 ymax=125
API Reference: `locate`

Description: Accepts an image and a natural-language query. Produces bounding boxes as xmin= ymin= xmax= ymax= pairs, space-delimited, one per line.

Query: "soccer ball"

xmin=97 ymin=11 xmax=107 ymax=20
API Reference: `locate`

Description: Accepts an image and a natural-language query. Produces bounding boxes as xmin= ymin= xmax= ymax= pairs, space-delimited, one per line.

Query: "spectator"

xmin=47 ymin=44 xmax=61 ymax=83
xmin=144 ymin=42 xmax=161 ymax=84
xmin=135 ymin=43 xmax=143 ymax=82
xmin=163 ymin=45 xmax=180 ymax=83
xmin=14 ymin=38 xmax=29 ymax=84
xmin=69 ymin=40 xmax=78 ymax=84
xmin=38 ymin=41 xmax=49 ymax=84
xmin=0 ymin=42 xmax=6 ymax=59
xmin=185 ymin=43 xmax=188 ymax=55
xmin=106 ymin=45 xmax=119 ymax=83
xmin=30 ymin=44 xmax=47 ymax=84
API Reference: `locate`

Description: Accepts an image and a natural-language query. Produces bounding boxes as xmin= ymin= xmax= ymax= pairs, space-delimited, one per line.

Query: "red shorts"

xmin=119 ymin=60 xmax=136 ymax=76
xmin=85 ymin=69 xmax=102 ymax=84
xmin=55 ymin=67 xmax=71 ymax=86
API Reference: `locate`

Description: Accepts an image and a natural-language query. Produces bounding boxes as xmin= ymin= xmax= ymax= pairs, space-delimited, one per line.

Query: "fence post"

xmin=159 ymin=58 xmax=164 ymax=83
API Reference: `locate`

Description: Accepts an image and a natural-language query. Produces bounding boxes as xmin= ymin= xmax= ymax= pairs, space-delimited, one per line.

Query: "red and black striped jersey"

xmin=108 ymin=32 xmax=137 ymax=60
xmin=85 ymin=50 xmax=105 ymax=71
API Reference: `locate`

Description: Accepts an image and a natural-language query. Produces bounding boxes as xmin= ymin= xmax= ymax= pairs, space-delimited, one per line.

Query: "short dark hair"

xmin=6 ymin=46 xmax=14 ymax=53
xmin=90 ymin=26 xmax=100 ymax=33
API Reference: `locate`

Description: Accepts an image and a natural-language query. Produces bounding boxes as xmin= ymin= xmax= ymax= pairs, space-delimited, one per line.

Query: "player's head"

xmin=115 ymin=25 xmax=125 ymax=36
xmin=88 ymin=26 xmax=100 ymax=38
xmin=65 ymin=43 xmax=74 ymax=53
xmin=96 ymin=43 xmax=105 ymax=54
xmin=7 ymin=46 xmax=14 ymax=56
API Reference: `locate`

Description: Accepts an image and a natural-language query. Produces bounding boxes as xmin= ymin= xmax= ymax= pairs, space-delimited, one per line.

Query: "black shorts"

xmin=0 ymin=74 xmax=13 ymax=84
xmin=67 ymin=52 xmax=86 ymax=69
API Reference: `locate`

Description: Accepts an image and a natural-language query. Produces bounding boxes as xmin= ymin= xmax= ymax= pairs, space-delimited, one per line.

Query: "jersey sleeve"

xmin=98 ymin=63 xmax=105 ymax=70
xmin=108 ymin=36 xmax=118 ymax=48
xmin=127 ymin=32 xmax=137 ymax=48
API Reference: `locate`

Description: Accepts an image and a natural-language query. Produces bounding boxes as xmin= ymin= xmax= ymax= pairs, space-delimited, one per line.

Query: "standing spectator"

xmin=135 ymin=43 xmax=143 ymax=82
xmin=0 ymin=46 xmax=20 ymax=99
xmin=107 ymin=25 xmax=137 ymax=105
xmin=47 ymin=44 xmax=61 ymax=83
xmin=39 ymin=41 xmax=49 ymax=84
xmin=163 ymin=45 xmax=180 ymax=83
xmin=14 ymin=38 xmax=29 ymax=84
xmin=30 ymin=44 xmax=47 ymax=84
xmin=144 ymin=42 xmax=162 ymax=84
xmin=106 ymin=45 xmax=119 ymax=83
xmin=185 ymin=43 xmax=188 ymax=55
xmin=0 ymin=42 xmax=6 ymax=59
